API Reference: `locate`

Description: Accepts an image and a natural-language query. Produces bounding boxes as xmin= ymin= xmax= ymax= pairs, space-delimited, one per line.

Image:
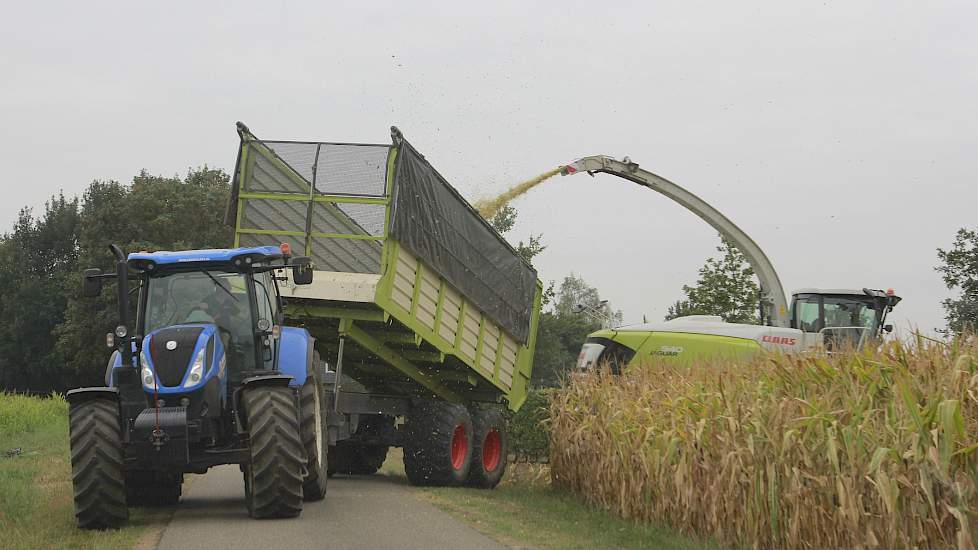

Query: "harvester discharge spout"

xmin=559 ymin=155 xmax=791 ymax=327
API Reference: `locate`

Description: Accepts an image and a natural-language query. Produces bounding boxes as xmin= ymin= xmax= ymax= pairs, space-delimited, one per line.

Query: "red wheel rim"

xmin=482 ymin=428 xmax=502 ymax=472
xmin=450 ymin=424 xmax=467 ymax=470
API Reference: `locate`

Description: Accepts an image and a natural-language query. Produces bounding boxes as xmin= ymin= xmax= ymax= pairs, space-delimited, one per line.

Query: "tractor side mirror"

xmin=83 ymin=268 xmax=103 ymax=297
xmin=291 ymin=257 xmax=313 ymax=285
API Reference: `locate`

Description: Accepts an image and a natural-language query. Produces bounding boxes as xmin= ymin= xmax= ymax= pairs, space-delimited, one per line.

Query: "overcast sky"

xmin=2 ymin=1 xmax=975 ymax=335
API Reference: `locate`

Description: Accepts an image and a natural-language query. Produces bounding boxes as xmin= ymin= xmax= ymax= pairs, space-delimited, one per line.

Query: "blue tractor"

xmin=66 ymin=244 xmax=327 ymax=528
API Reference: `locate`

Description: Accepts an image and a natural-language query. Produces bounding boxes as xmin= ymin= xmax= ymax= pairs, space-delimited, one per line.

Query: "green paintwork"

xmin=591 ymin=328 xmax=762 ymax=369
xmin=232 ymin=129 xmax=541 ymax=411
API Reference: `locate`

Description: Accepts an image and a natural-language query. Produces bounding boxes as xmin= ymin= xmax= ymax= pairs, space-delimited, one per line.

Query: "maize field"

xmin=550 ymin=338 xmax=978 ymax=549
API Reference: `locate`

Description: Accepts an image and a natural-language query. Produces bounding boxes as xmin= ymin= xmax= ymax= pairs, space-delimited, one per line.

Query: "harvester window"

xmin=794 ymin=297 xmax=821 ymax=332
xmin=822 ymin=297 xmax=877 ymax=331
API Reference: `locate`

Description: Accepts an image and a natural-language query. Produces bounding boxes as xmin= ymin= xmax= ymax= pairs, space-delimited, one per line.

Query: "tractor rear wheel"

xmin=403 ymin=401 xmax=473 ymax=486
xmin=299 ymin=352 xmax=328 ymax=501
xmin=329 ymin=414 xmax=391 ymax=476
xmin=466 ymin=408 xmax=508 ymax=488
xmin=243 ymin=385 xmax=304 ymax=518
xmin=329 ymin=441 xmax=389 ymax=475
xmin=69 ymin=398 xmax=128 ymax=529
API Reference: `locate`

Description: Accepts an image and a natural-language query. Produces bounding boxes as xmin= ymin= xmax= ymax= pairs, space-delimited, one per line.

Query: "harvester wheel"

xmin=403 ymin=401 xmax=473 ymax=486
xmin=126 ymin=471 xmax=182 ymax=506
xmin=299 ymin=352 xmax=328 ymax=501
xmin=69 ymin=397 xmax=128 ymax=529
xmin=466 ymin=408 xmax=508 ymax=489
xmin=243 ymin=385 xmax=304 ymax=518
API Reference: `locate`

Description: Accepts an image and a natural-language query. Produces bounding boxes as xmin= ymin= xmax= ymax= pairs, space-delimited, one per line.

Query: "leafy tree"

xmin=530 ymin=275 xmax=613 ymax=387
xmin=0 ymin=195 xmax=80 ymax=391
xmin=488 ymin=205 xmax=546 ymax=265
xmin=666 ymin=234 xmax=759 ymax=323
xmin=936 ymin=228 xmax=978 ymax=333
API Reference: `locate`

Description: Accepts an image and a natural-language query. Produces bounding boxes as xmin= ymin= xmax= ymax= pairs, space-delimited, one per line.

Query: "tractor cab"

xmin=130 ymin=248 xmax=292 ymax=385
xmin=789 ymin=288 xmax=901 ymax=350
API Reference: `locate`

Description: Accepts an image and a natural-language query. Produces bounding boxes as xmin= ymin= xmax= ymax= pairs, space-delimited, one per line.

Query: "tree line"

xmin=1 ymin=168 xmax=974 ymax=393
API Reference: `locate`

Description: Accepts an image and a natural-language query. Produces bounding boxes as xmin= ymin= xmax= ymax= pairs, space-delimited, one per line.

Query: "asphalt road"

xmin=155 ymin=465 xmax=506 ymax=550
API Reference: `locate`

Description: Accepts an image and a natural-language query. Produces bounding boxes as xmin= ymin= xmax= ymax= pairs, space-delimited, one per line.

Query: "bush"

xmin=550 ymin=339 xmax=978 ymax=549
xmin=0 ymin=392 xmax=67 ymax=440
xmin=508 ymin=388 xmax=550 ymax=462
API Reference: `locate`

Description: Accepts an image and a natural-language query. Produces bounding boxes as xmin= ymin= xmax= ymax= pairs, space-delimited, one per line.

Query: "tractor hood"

xmin=139 ymin=324 xmax=224 ymax=393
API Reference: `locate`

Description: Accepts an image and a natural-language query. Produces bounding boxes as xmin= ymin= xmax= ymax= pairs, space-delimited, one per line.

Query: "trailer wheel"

xmin=299 ymin=352 xmax=328 ymax=501
xmin=126 ymin=471 xmax=182 ymax=506
xmin=403 ymin=402 xmax=473 ymax=486
xmin=466 ymin=408 xmax=508 ymax=489
xmin=69 ymin=397 xmax=128 ymax=529
xmin=243 ymin=385 xmax=304 ymax=518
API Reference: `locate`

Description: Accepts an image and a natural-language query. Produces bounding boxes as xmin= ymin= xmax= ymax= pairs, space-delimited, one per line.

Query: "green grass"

xmin=380 ymin=449 xmax=719 ymax=550
xmin=0 ymin=393 xmax=160 ymax=550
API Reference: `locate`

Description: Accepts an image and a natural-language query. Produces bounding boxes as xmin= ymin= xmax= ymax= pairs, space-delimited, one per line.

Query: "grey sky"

xmin=2 ymin=1 xmax=975 ymax=335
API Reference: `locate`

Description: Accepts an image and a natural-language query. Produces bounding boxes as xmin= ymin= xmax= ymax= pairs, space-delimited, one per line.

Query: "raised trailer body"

xmin=227 ymin=123 xmax=542 ymax=485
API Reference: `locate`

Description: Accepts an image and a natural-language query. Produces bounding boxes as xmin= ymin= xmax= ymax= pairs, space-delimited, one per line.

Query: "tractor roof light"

xmin=280 ymin=242 xmax=292 ymax=257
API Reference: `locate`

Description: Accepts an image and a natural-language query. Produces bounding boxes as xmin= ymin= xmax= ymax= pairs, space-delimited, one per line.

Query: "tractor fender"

xmin=104 ymin=350 xmax=123 ymax=386
xmin=66 ymin=387 xmax=119 ymax=405
xmin=234 ymin=374 xmax=295 ymax=432
xmin=277 ymin=327 xmax=316 ymax=388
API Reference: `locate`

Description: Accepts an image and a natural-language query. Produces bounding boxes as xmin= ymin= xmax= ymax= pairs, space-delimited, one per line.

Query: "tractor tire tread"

xmin=243 ymin=386 xmax=304 ymax=518
xmin=299 ymin=352 xmax=328 ymax=501
xmin=69 ymin=398 xmax=128 ymax=529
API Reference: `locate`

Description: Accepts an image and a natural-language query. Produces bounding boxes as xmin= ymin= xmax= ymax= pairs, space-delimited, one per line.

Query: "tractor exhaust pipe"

xmin=109 ymin=244 xmax=134 ymax=367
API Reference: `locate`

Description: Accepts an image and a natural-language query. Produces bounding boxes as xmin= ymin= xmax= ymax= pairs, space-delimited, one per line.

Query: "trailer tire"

xmin=466 ymin=408 xmax=508 ymax=489
xmin=299 ymin=352 xmax=328 ymax=501
xmin=243 ymin=385 xmax=304 ymax=518
xmin=69 ymin=397 xmax=128 ymax=529
xmin=126 ymin=471 xmax=182 ymax=506
xmin=403 ymin=402 xmax=473 ymax=486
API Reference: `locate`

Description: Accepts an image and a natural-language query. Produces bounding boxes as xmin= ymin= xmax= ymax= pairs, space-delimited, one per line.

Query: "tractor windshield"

xmin=144 ymin=270 xmax=257 ymax=371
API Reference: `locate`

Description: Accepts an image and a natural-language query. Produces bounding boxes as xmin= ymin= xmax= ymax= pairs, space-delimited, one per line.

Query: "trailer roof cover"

xmin=390 ymin=142 xmax=538 ymax=343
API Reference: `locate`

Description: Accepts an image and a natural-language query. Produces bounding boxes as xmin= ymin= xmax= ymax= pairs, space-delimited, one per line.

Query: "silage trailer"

xmin=228 ymin=122 xmax=543 ymax=487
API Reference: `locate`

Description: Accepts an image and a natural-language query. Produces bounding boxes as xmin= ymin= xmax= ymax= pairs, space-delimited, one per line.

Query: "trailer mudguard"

xmin=66 ymin=386 xmax=119 ymax=404
xmin=277 ymin=327 xmax=314 ymax=388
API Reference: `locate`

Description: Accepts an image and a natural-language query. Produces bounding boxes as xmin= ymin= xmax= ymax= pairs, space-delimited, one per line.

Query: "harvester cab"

xmin=790 ymin=287 xmax=901 ymax=350
xmin=66 ymin=243 xmax=328 ymax=528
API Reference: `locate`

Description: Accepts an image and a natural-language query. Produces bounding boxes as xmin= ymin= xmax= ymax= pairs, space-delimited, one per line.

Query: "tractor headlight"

xmin=183 ymin=347 xmax=207 ymax=389
xmin=140 ymin=351 xmax=155 ymax=387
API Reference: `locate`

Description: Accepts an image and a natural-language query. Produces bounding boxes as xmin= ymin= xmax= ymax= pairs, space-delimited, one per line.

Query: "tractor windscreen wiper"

xmin=202 ymin=270 xmax=237 ymax=300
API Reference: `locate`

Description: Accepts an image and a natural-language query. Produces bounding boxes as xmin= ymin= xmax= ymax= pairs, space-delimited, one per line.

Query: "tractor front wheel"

xmin=243 ymin=385 xmax=304 ymax=518
xmin=69 ymin=398 xmax=128 ymax=529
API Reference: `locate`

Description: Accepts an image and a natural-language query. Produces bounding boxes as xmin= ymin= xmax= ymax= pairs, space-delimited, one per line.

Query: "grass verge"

xmin=380 ymin=448 xmax=718 ymax=550
xmin=0 ymin=393 xmax=165 ymax=550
